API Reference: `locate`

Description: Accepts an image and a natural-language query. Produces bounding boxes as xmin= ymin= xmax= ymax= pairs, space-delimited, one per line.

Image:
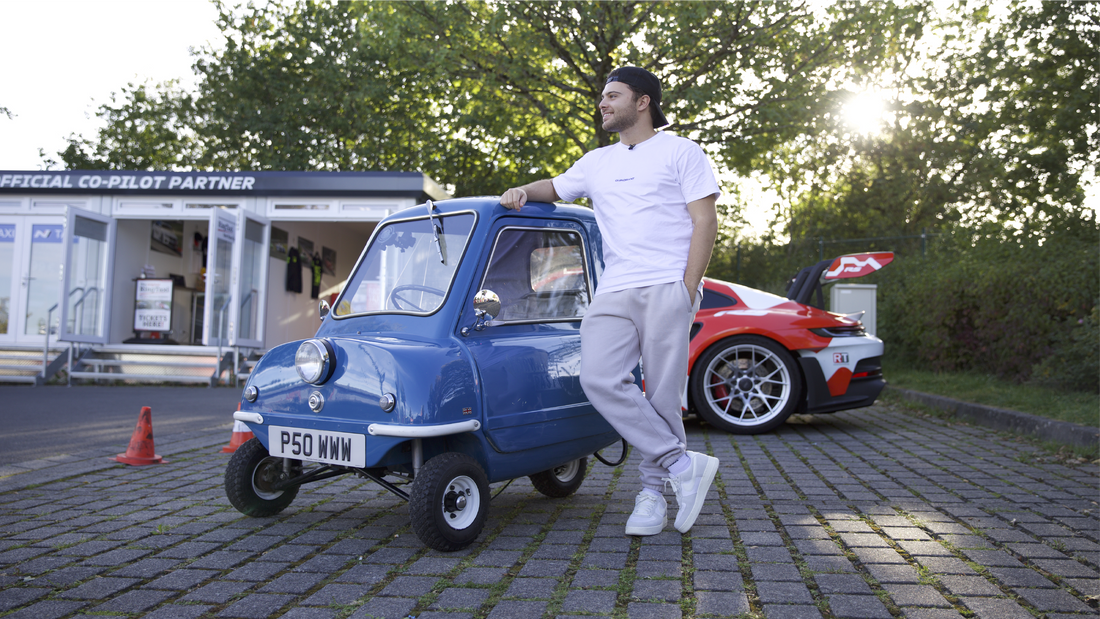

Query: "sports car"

xmin=686 ymin=253 xmax=893 ymax=434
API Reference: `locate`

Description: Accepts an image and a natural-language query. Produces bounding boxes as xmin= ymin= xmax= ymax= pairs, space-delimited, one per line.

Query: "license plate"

xmin=268 ymin=426 xmax=366 ymax=468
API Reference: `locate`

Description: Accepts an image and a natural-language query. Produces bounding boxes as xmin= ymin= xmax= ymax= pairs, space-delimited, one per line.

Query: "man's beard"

xmin=602 ymin=106 xmax=639 ymax=134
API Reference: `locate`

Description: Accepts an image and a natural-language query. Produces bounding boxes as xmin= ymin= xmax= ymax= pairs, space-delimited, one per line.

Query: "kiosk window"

xmin=186 ymin=203 xmax=239 ymax=210
xmin=118 ymin=202 xmax=172 ymax=209
xmin=273 ymin=203 xmax=331 ymax=211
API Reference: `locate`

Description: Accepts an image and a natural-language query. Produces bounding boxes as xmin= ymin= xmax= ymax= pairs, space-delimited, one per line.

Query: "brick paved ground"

xmin=0 ymin=401 xmax=1096 ymax=618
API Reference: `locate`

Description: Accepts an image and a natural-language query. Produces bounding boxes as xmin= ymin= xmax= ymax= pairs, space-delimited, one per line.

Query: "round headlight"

xmin=295 ymin=339 xmax=334 ymax=385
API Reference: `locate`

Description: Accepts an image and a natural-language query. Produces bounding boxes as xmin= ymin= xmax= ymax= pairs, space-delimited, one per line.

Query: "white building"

xmin=0 ymin=169 xmax=448 ymax=384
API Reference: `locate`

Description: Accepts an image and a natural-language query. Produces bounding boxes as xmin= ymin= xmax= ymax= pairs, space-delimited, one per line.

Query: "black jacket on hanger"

xmin=286 ymin=247 xmax=302 ymax=293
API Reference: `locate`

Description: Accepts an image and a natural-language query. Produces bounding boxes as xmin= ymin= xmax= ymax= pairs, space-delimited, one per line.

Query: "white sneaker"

xmin=625 ymin=491 xmax=667 ymax=536
xmin=664 ymin=451 xmax=719 ymax=533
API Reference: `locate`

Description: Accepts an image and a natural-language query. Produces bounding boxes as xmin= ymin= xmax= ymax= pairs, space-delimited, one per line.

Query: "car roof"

xmin=396 ymin=196 xmax=596 ymax=224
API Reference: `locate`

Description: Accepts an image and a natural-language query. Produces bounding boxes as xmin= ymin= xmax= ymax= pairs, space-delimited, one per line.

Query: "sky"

xmin=0 ymin=0 xmax=224 ymax=171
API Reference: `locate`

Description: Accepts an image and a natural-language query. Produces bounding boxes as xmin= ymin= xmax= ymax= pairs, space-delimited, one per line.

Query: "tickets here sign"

xmin=134 ymin=279 xmax=174 ymax=333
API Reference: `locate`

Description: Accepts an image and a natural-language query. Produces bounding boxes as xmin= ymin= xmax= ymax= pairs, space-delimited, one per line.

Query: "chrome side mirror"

xmin=462 ymin=289 xmax=500 ymax=336
xmin=473 ymin=289 xmax=501 ymax=320
xmin=318 ymin=299 xmax=331 ymax=321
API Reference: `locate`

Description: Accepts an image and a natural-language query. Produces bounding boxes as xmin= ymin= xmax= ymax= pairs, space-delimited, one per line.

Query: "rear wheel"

xmin=691 ymin=335 xmax=802 ymax=434
xmin=409 ymin=453 xmax=489 ymax=552
xmin=224 ymin=437 xmax=302 ymax=516
xmin=529 ymin=457 xmax=587 ymax=498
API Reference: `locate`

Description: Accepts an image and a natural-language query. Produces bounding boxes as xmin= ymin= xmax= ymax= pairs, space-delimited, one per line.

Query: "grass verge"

xmin=882 ymin=356 xmax=1098 ymax=427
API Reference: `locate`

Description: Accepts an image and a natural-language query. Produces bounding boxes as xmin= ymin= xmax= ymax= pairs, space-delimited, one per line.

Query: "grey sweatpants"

xmin=580 ymin=280 xmax=702 ymax=491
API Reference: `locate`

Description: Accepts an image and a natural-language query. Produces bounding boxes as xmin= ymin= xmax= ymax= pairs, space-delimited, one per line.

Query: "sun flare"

xmin=842 ymin=91 xmax=888 ymax=136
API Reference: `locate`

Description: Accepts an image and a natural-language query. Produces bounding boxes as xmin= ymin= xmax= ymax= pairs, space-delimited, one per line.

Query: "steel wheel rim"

xmin=703 ymin=343 xmax=792 ymax=427
xmin=442 ymin=475 xmax=481 ymax=530
xmin=251 ymin=458 xmax=285 ymax=500
xmin=552 ymin=460 xmax=580 ymax=482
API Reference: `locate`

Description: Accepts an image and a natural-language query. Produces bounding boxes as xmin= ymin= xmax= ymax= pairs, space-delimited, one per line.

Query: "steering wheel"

xmin=389 ymin=284 xmax=446 ymax=312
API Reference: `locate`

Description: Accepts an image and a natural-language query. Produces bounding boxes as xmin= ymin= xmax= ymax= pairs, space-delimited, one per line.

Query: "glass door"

xmin=202 ymin=208 xmax=237 ymax=346
xmin=0 ymin=218 xmax=27 ymax=344
xmin=230 ymin=210 xmax=270 ymax=349
xmin=5 ymin=216 xmax=67 ymax=346
xmin=59 ymin=207 xmax=115 ymax=344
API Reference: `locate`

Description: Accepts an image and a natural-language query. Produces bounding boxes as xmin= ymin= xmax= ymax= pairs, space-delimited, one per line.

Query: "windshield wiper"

xmin=427 ymin=199 xmax=447 ymax=264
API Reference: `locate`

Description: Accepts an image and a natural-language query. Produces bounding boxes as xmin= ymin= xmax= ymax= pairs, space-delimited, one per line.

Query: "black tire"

xmin=224 ymin=437 xmax=301 ymax=517
xmin=529 ymin=457 xmax=587 ymax=498
xmin=409 ymin=453 xmax=489 ymax=552
xmin=690 ymin=335 xmax=803 ymax=435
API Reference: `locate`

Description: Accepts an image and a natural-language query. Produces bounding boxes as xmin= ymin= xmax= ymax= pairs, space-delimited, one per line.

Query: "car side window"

xmin=700 ymin=289 xmax=737 ymax=310
xmin=479 ymin=227 xmax=590 ymax=322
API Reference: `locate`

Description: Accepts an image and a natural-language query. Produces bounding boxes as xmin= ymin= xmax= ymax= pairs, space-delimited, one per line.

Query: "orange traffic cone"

xmin=221 ymin=420 xmax=255 ymax=453
xmin=110 ymin=406 xmax=167 ymax=465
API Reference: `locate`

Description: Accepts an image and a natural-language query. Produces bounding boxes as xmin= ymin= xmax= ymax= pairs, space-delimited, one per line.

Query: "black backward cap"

xmin=606 ymin=66 xmax=669 ymax=128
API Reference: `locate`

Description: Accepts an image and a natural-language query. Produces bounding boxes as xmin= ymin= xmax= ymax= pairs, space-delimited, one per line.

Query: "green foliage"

xmin=57 ymin=1 xmax=553 ymax=193
xmin=47 ymin=0 xmax=1098 ymax=388
xmin=877 ymin=219 xmax=1099 ymax=386
xmin=55 ymin=1 xmax=922 ymax=197
xmin=59 ymin=81 xmax=199 ymax=170
xmin=707 ymin=240 xmax=805 ymax=295
xmin=755 ymin=0 xmax=1098 ymax=246
xmin=1030 ymin=306 xmax=1100 ymax=393
xmin=707 ymin=230 xmax=928 ymax=296
xmin=965 ymin=0 xmax=1099 ymax=222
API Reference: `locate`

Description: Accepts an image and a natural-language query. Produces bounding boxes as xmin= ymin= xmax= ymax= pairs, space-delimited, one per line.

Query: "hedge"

xmin=875 ymin=228 xmax=1098 ymax=390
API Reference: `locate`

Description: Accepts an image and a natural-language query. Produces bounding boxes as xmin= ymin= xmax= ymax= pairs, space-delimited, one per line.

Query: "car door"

xmin=462 ymin=219 xmax=614 ymax=453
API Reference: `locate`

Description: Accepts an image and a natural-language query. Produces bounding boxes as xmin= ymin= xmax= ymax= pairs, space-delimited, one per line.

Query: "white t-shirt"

xmin=552 ymin=131 xmax=721 ymax=295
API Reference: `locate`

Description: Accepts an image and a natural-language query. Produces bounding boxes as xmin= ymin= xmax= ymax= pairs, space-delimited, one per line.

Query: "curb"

xmin=887 ymin=386 xmax=1099 ymax=450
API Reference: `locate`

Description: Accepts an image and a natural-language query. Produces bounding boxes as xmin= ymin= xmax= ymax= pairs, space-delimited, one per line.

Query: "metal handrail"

xmin=214 ymin=295 xmax=231 ymax=385
xmin=240 ymin=289 xmax=255 ymax=310
xmin=239 ymin=289 xmax=255 ymax=333
xmin=41 ymin=302 xmax=58 ymax=379
xmin=70 ymin=286 xmax=99 ymax=336
xmin=234 ymin=289 xmax=257 ymax=386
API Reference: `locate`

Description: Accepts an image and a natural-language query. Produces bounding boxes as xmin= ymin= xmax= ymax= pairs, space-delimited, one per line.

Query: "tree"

xmin=57 ymin=0 xmax=923 ymax=200
xmin=60 ymin=81 xmax=200 ymax=170
xmin=762 ymin=0 xmax=1098 ymax=245
xmin=387 ymin=1 xmax=925 ymax=188
xmin=959 ymin=0 xmax=1098 ymax=232
xmin=192 ymin=1 xmax=508 ymax=185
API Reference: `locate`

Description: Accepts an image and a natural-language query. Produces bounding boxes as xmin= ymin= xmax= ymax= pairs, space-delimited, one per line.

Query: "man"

xmin=500 ymin=66 xmax=720 ymax=535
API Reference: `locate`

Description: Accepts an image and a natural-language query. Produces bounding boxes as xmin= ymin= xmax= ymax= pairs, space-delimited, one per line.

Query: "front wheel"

xmin=409 ymin=453 xmax=489 ymax=552
xmin=529 ymin=457 xmax=587 ymax=498
xmin=690 ymin=335 xmax=803 ymax=435
xmin=224 ymin=437 xmax=302 ymax=516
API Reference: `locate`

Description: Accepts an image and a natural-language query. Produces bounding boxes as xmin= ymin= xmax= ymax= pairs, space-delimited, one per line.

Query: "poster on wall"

xmin=151 ymin=220 xmax=184 ymax=257
xmin=298 ymin=237 xmax=314 ymax=257
xmin=270 ymin=226 xmax=288 ymax=260
xmin=322 ymin=246 xmax=336 ymax=276
xmin=134 ymin=278 xmax=174 ymax=332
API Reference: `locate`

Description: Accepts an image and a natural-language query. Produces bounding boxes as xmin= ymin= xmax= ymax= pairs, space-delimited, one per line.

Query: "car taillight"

xmin=809 ymin=325 xmax=867 ymax=338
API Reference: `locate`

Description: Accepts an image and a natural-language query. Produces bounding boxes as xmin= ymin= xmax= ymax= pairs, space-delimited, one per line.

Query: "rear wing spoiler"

xmin=786 ymin=252 xmax=894 ymax=309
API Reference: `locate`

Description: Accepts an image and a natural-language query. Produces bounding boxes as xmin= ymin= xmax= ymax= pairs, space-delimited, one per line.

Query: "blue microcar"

xmin=225 ymin=198 xmax=624 ymax=550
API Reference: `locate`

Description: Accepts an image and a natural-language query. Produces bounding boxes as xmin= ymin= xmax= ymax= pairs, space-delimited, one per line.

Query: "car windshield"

xmin=334 ymin=212 xmax=475 ymax=316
